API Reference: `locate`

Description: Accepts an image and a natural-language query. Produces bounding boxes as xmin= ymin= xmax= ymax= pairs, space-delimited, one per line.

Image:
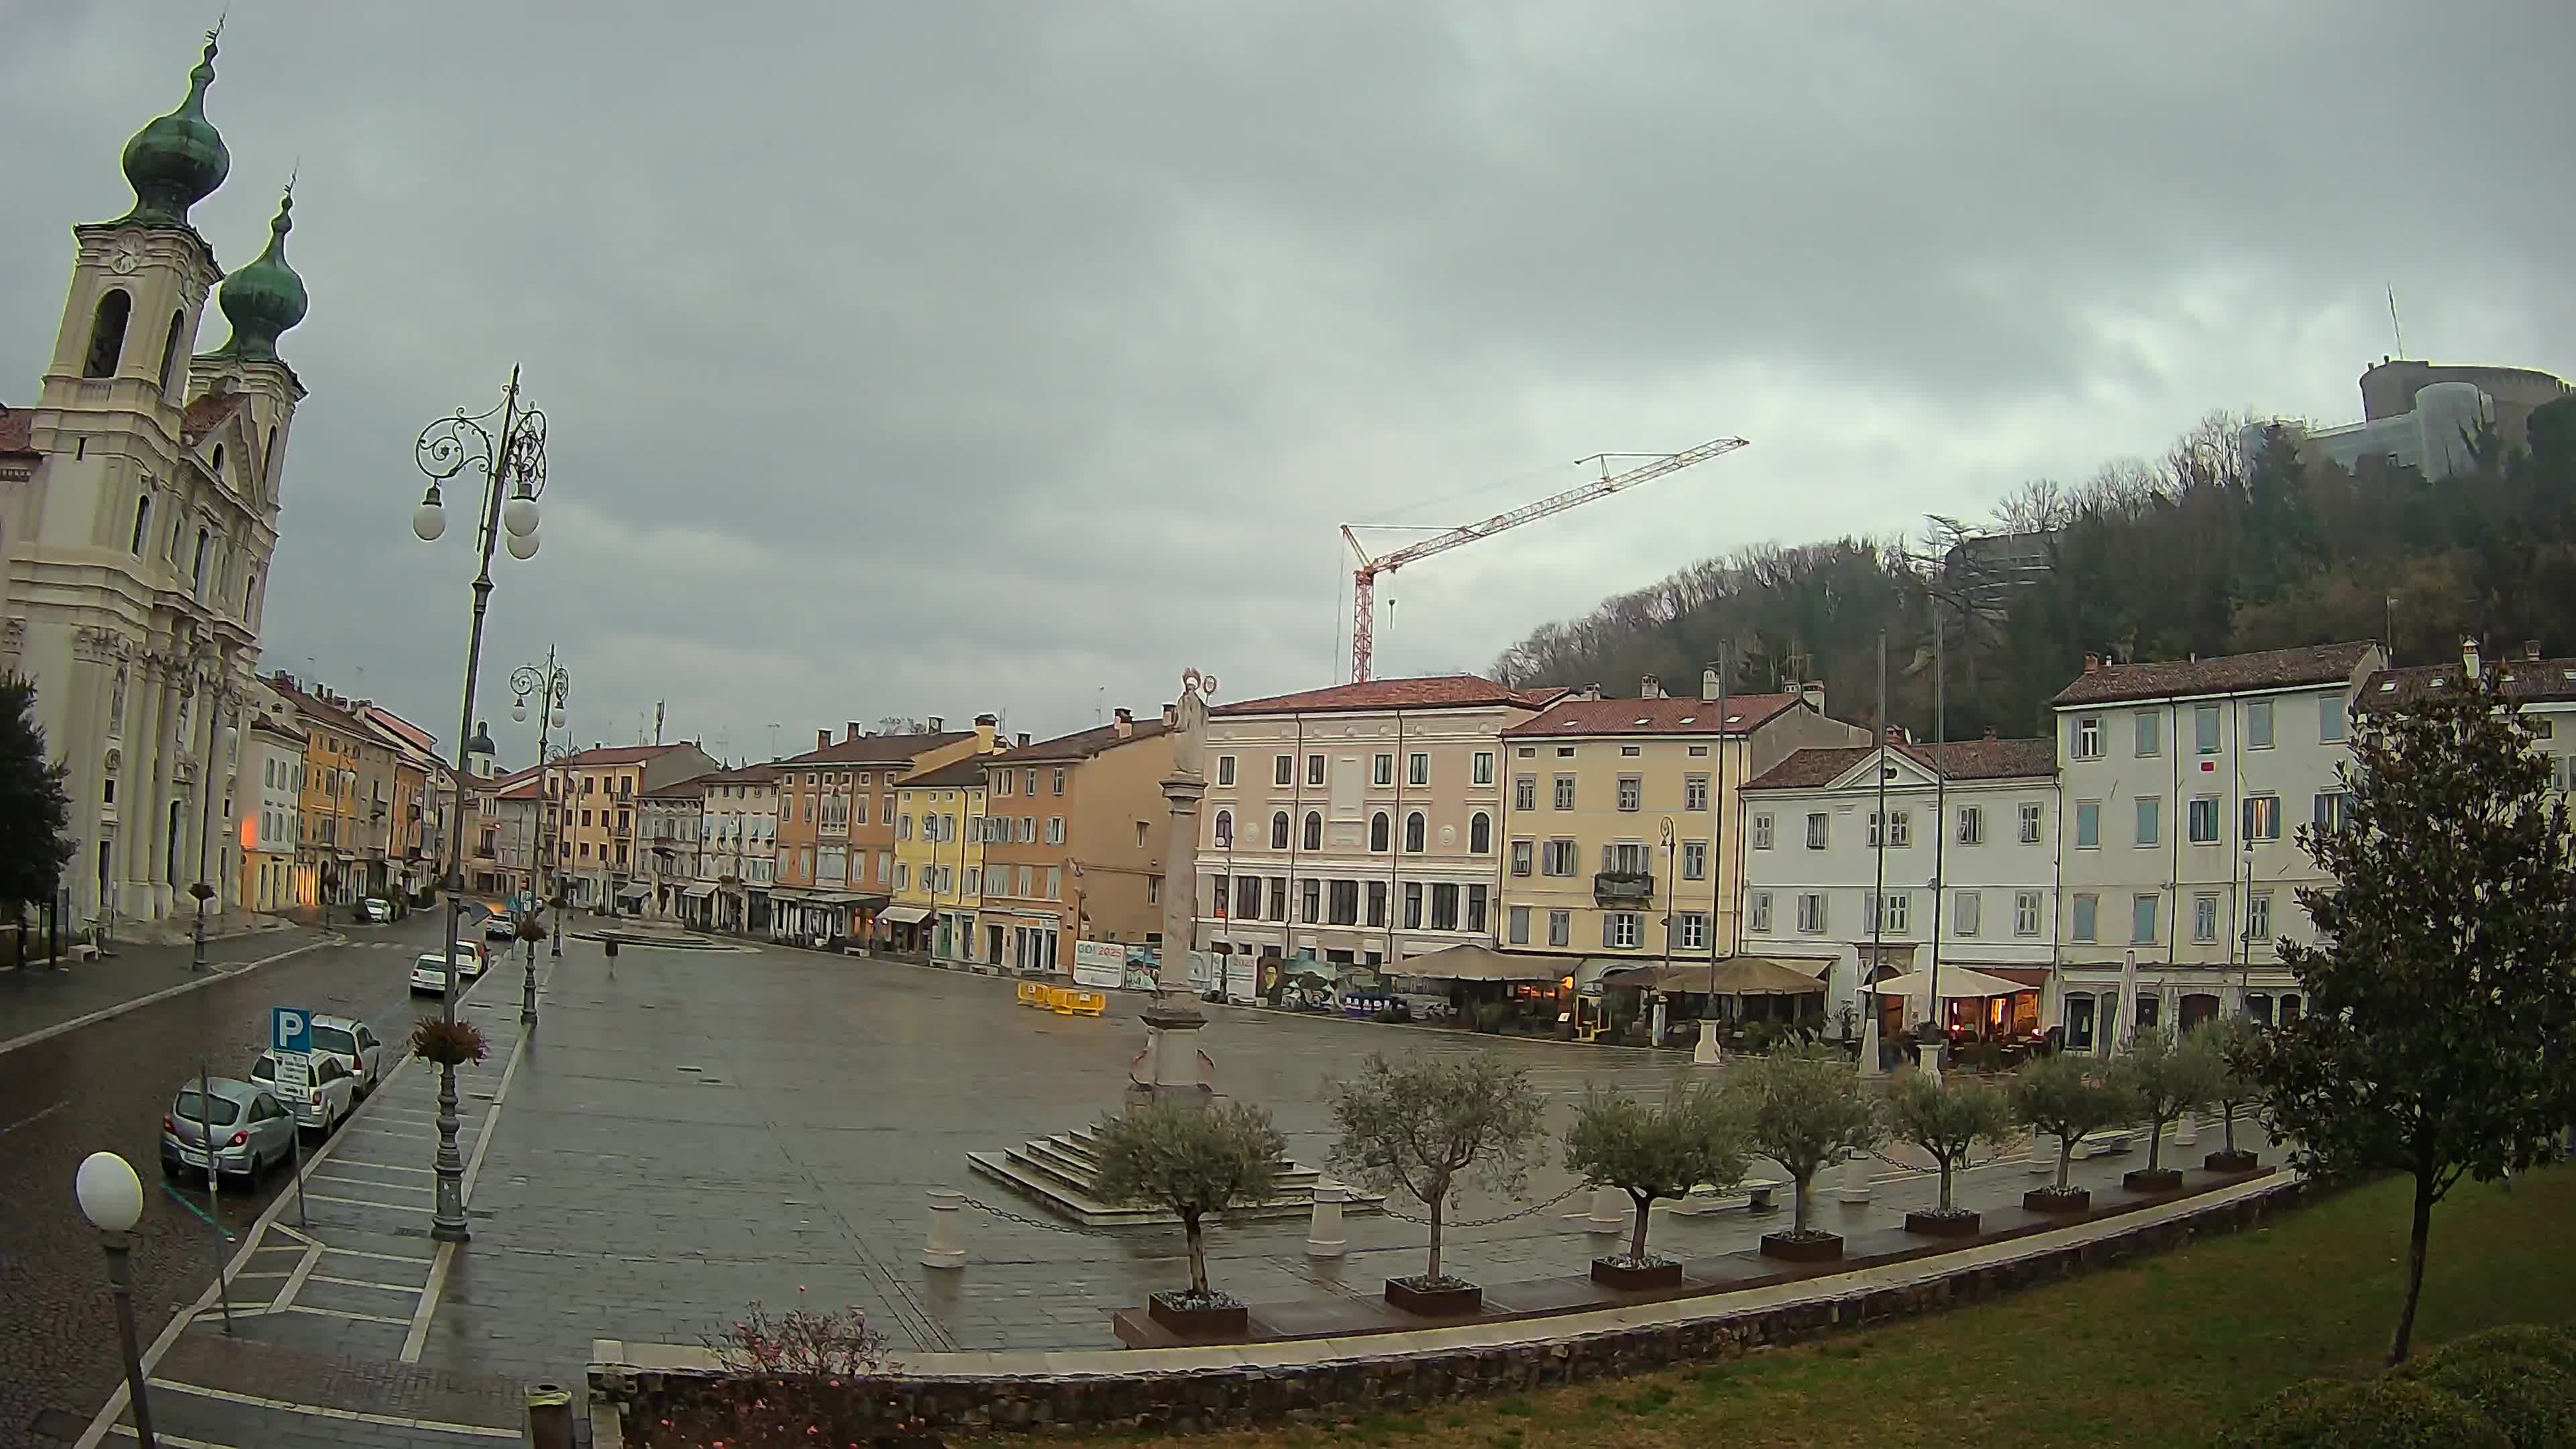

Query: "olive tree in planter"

xmin=1735 ymin=1044 xmax=1885 ymax=1262
xmin=2201 ymin=1015 xmax=2267 ymax=1173
xmin=1561 ymin=1079 xmax=1752 ymax=1288
xmin=2010 ymin=1052 xmax=2135 ymax=1212
xmin=2108 ymin=1026 xmax=2221 ymax=1191
xmin=1327 ymin=1053 xmax=1545 ymax=1316
xmin=1091 ymin=1099 xmax=1285 ymax=1338
xmin=1886 ymin=1070 xmax=2014 ymax=1236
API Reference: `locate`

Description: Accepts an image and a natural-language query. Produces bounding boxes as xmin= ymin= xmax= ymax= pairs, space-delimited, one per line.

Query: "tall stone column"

xmin=1135 ymin=669 xmax=1216 ymax=1102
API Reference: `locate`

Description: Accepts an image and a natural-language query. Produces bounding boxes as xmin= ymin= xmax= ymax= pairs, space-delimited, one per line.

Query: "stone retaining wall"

xmin=596 ymin=1177 xmax=2307 ymax=1439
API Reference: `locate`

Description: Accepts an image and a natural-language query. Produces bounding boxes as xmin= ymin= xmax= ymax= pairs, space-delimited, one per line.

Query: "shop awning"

xmin=1398 ymin=944 xmax=1578 ymax=982
xmin=1867 ymin=965 xmax=2027 ymax=999
xmin=680 ymin=885 xmax=715 ymax=898
xmin=879 ymin=905 xmax=932 ymax=925
xmin=1599 ymin=957 xmax=1829 ymax=995
xmin=617 ymin=885 xmax=649 ymax=900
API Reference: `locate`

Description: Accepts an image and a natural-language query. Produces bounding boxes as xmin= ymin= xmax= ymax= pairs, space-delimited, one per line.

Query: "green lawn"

xmin=986 ymin=1166 xmax=2576 ymax=1449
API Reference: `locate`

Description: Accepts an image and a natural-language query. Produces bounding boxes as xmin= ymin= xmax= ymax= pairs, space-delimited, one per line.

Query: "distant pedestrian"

xmin=603 ymin=934 xmax=619 ymax=981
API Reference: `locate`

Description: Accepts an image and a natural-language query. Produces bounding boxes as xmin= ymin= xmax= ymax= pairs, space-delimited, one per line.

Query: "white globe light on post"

xmin=506 ymin=527 xmax=540 ymax=561
xmin=411 ymin=486 xmax=447 ymax=542
xmin=502 ymin=487 xmax=540 ymax=538
xmin=550 ymin=706 xmax=566 ymax=729
xmin=76 ymin=1150 xmax=158 ymax=1447
xmin=513 ymin=700 xmax=527 ymax=722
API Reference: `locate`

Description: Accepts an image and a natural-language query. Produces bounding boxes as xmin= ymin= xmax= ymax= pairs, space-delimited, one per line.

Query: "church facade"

xmin=0 ymin=32 xmax=311 ymax=932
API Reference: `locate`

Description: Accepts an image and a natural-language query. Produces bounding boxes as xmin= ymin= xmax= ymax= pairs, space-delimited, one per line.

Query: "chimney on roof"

xmin=926 ymin=716 xmax=944 ymax=733
xmin=1640 ymin=674 xmax=1664 ymax=699
xmin=2083 ymin=653 xmax=2102 ymax=674
xmin=2461 ymin=636 xmax=2481 ymax=679
xmin=1801 ymin=682 xmax=1826 ymax=713
xmin=1114 ymin=706 xmax=1134 ymax=739
xmin=816 ymin=729 xmax=830 ymax=750
xmin=1886 ymin=724 xmax=1905 ymax=744
xmin=1015 ymin=732 xmax=1030 ymax=747
xmin=846 ymin=721 xmax=863 ymax=743
xmin=2525 ymin=639 xmax=2544 ymax=661
xmin=1162 ymin=702 xmax=1178 ymax=728
xmin=1581 ymin=683 xmax=1602 ymax=701
xmin=973 ymin=714 xmax=998 ymax=750
xmin=1701 ymin=668 xmax=1721 ymax=702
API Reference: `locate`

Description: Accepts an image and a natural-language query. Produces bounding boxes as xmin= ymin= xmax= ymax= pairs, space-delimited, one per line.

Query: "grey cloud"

xmin=3 ymin=3 xmax=2569 ymax=765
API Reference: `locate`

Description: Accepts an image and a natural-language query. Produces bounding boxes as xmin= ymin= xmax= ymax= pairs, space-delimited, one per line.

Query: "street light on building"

xmin=76 ymin=1150 xmax=157 ymax=1448
xmin=411 ymin=368 xmax=549 ymax=1243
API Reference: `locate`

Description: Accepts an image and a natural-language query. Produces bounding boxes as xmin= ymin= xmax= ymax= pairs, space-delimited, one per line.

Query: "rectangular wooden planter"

xmin=2024 ymin=1187 xmax=2091 ymax=1214
xmin=1147 ymin=1291 xmax=1248 ymax=1338
xmin=2123 ymin=1167 xmax=2184 ymax=1193
xmin=1758 ymin=1231 xmax=1843 ymax=1263
xmin=1384 ymin=1277 xmax=1484 ymax=1317
xmin=1903 ymin=1210 xmax=1983 ymax=1238
xmin=1590 ymin=1256 xmax=1686 ymax=1290
xmin=2204 ymin=1149 xmax=2261 ymax=1174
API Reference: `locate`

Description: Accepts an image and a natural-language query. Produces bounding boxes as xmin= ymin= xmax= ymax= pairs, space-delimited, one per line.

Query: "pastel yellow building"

xmin=1495 ymin=674 xmax=1864 ymax=985
xmin=892 ymin=753 xmax=990 ymax=963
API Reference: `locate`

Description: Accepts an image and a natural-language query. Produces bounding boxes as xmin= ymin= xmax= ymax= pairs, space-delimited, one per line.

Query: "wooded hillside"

xmin=1491 ymin=398 xmax=2576 ymax=741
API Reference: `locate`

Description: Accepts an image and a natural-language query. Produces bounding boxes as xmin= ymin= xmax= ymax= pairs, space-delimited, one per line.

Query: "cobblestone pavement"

xmin=0 ymin=908 xmax=494 ymax=1445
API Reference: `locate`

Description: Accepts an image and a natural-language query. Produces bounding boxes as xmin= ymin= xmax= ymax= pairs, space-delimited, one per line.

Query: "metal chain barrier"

xmin=1375 ymin=1180 xmax=1588 ymax=1229
xmin=955 ymin=1194 xmax=1097 ymax=1234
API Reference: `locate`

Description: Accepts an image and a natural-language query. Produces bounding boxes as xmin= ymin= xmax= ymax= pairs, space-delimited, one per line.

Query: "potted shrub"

xmin=2108 ymin=1026 xmax=2219 ymax=1192
xmin=1091 ymin=1099 xmax=1285 ymax=1338
xmin=1328 ymin=1053 xmax=1544 ymax=1317
xmin=1886 ymin=1070 xmax=2013 ymax=1236
xmin=2010 ymin=1053 xmax=2134 ymax=1212
xmin=1735 ymin=1044 xmax=1886 ymax=1261
xmin=2201 ymin=1015 xmax=2265 ymax=1173
xmin=1562 ymin=1081 xmax=1752 ymax=1289
xmin=409 ymin=1016 xmax=489 ymax=1067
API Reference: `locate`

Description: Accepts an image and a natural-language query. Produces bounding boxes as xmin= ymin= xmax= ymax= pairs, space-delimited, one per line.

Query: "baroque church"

xmin=0 ymin=32 xmax=309 ymax=930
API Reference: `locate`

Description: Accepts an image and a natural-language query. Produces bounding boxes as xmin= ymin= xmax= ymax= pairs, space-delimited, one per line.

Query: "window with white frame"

xmin=2246 ymin=699 xmax=2274 ymax=749
xmin=1954 ymin=890 xmax=1980 ymax=936
xmin=1514 ymin=775 xmax=1536 ymax=810
xmin=2188 ymin=795 xmax=2220 ymax=843
xmin=2135 ymin=710 xmax=2161 ymax=757
xmin=2072 ymin=893 xmax=2098 ymax=943
xmin=2242 ymin=794 xmax=2281 ymax=842
xmin=1866 ymin=809 xmax=1910 ymax=847
xmin=2246 ymin=890 xmax=2273 ymax=945
xmin=1796 ymin=892 xmax=1826 ymax=933
xmin=2195 ymin=703 xmax=2220 ymax=754
xmin=1274 ymin=754 xmax=1293 ymax=786
xmin=1677 ymin=912 xmax=1709 ymax=950
xmin=1547 ymin=910 xmax=1570 ymax=947
xmin=1748 ymin=890 xmax=1772 ymax=932
xmin=1956 ymin=805 xmax=1982 ymax=845
xmin=1680 ymin=840 xmax=1707 ymax=880
xmin=2312 ymin=790 xmax=2348 ymax=834
xmin=2074 ymin=714 xmax=2102 ymax=759
xmin=1306 ymin=753 xmax=1326 ymax=786
xmin=1542 ymin=838 xmax=1578 ymax=875
xmin=1605 ymin=912 xmax=1642 ymax=949
xmin=1472 ymin=751 xmax=1494 ymax=786
xmin=1373 ymin=753 xmax=1394 ymax=786
xmin=2320 ymin=694 xmax=2348 ymax=743
xmin=1684 ymin=774 xmax=1709 ymax=810
xmin=1805 ymin=812 xmax=1829 ymax=849
xmin=1469 ymin=812 xmax=1492 ymax=853
xmin=2193 ymin=892 xmax=2219 ymax=943
xmin=1046 ymin=816 xmax=1065 ymax=845
xmin=2019 ymin=801 xmax=2042 ymax=843
xmin=2135 ymin=796 xmax=2160 ymax=847
xmin=1752 ymin=812 xmax=1774 ymax=849
xmin=2013 ymin=890 xmax=2041 ymax=936
xmin=1510 ymin=839 xmax=1534 ymax=875
xmin=1554 ymin=775 xmax=1576 ymax=809
xmin=1617 ymin=775 xmax=1642 ymax=811
xmin=1507 ymin=905 xmax=1530 ymax=945
xmin=1408 ymin=752 xmax=1430 ymax=787
xmin=1216 ymin=755 xmax=1235 ymax=786
xmin=2074 ymin=800 xmax=2100 ymax=848
xmin=2131 ymin=893 xmax=2157 ymax=944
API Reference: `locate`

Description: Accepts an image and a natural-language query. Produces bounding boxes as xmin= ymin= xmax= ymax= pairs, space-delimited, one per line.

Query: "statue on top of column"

xmin=1171 ymin=667 xmax=1217 ymax=779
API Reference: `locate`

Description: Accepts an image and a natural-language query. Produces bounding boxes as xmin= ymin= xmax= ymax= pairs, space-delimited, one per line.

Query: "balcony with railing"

xmin=1593 ymin=871 xmax=1655 ymax=906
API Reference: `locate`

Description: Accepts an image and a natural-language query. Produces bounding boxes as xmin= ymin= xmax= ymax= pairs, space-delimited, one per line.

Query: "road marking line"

xmin=310 ymin=1171 xmax=433 ymax=1192
xmin=319 ymin=1244 xmax=435 ymax=1265
xmin=270 ymin=1244 xmax=323 ymax=1312
xmin=1 ymin=1097 xmax=71 ymax=1136
xmin=319 ymin=1158 xmax=435 ymax=1174
xmin=280 ymin=1303 xmax=412 ymax=1324
xmin=0 ymin=936 xmax=334 ymax=1057
xmin=305 ymin=1193 xmax=433 ymax=1213
xmin=404 ymin=1018 xmax=528 ymax=1363
xmin=144 ymin=1379 xmax=520 ymax=1438
xmin=110 ymin=1427 xmax=236 ymax=1448
xmin=307 ymin=1273 xmax=424 ymax=1293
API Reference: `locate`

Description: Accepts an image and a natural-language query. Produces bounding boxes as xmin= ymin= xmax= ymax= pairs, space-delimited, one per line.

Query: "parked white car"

xmin=250 ymin=1049 xmax=358 ymax=1133
xmin=305 ymin=1014 xmax=388 ymax=1096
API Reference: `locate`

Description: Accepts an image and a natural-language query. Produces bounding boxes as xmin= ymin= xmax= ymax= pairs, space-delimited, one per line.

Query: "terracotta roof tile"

xmin=990 ymin=718 xmax=1171 ymax=763
xmin=1212 ymin=674 xmax=1565 ymax=717
xmin=692 ymin=763 xmax=781 ymax=786
xmin=2051 ymin=642 xmax=2378 ymax=706
xmin=1502 ymin=694 xmax=1802 ymax=738
xmin=2361 ymin=656 xmax=2576 ymax=709
xmin=557 ymin=743 xmax=692 ymax=767
xmin=179 ymin=392 xmax=247 ymax=447
xmin=775 ymin=730 xmax=973 ymax=767
xmin=902 ymin=757 xmax=989 ymax=790
xmin=1743 ymin=737 xmax=2056 ymax=792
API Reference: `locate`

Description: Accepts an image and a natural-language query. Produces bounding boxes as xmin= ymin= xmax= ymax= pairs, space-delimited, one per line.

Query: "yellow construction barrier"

xmin=1018 ymin=983 xmax=1109 ymax=1017
xmin=1065 ymin=989 xmax=1107 ymax=1017
xmin=1016 ymin=981 xmax=1045 ymax=1008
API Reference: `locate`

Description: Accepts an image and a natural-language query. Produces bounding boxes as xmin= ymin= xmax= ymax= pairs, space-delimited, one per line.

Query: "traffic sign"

xmin=272 ymin=1007 xmax=311 ymax=1055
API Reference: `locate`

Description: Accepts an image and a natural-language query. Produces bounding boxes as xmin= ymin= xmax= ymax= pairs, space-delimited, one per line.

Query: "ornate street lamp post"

xmin=411 ymin=368 xmax=548 ymax=1243
xmin=511 ymin=653 xmax=570 ymax=1028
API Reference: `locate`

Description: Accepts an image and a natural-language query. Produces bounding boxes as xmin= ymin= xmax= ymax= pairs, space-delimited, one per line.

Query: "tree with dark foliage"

xmin=0 ymin=674 xmax=74 ymax=928
xmin=2249 ymin=667 xmax=2576 ymax=1364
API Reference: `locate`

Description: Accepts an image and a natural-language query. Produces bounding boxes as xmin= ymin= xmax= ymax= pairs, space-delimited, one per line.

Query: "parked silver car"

xmin=250 ymin=1050 xmax=358 ymax=1133
xmin=160 ymin=1078 xmax=297 ymax=1185
xmin=305 ymin=1014 xmax=388 ymax=1096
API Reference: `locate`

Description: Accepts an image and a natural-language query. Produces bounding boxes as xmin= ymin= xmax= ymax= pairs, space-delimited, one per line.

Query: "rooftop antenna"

xmin=2387 ymin=284 xmax=2406 ymax=358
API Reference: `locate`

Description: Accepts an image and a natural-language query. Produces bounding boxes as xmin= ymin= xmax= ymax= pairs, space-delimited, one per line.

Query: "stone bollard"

xmin=1305 ymin=1181 xmax=1348 ymax=1258
xmin=1585 ymin=1184 xmax=1625 ymax=1233
xmin=2175 ymin=1112 xmax=2199 ymax=1148
xmin=524 ymin=1383 xmax=574 ymax=1449
xmin=921 ymin=1188 xmax=967 ymax=1269
xmin=1834 ymin=1152 xmax=1873 ymax=1204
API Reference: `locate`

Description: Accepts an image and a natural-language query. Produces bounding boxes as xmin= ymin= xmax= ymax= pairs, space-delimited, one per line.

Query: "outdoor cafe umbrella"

xmin=1863 ymin=965 xmax=2027 ymax=1000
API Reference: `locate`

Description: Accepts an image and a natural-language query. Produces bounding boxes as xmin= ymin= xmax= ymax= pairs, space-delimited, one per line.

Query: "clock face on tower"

xmin=108 ymin=239 xmax=143 ymax=275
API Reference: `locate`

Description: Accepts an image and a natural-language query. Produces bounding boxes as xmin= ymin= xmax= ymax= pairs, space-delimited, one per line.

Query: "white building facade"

xmin=1739 ymin=737 xmax=2060 ymax=1041
xmin=2051 ymin=642 xmax=2383 ymax=1051
xmin=1192 ymin=676 xmax=1562 ymax=971
xmin=696 ymin=764 xmax=777 ymax=934
xmin=241 ymin=710 xmax=303 ymax=912
xmin=0 ymin=37 xmax=310 ymax=932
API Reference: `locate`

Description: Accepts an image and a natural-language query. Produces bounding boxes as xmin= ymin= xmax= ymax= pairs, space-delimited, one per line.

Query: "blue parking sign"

xmin=272 ymin=1006 xmax=311 ymax=1055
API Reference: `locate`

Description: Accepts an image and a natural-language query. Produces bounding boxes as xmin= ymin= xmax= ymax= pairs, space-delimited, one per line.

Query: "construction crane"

xmin=1341 ymin=436 xmax=1750 ymax=682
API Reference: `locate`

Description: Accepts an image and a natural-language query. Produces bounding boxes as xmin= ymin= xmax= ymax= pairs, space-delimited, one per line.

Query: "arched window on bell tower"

xmin=156 ymin=309 xmax=187 ymax=396
xmin=84 ymin=289 xmax=132 ymax=378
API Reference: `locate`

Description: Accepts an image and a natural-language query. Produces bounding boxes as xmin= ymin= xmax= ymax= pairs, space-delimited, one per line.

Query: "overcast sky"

xmin=7 ymin=3 xmax=2571 ymax=766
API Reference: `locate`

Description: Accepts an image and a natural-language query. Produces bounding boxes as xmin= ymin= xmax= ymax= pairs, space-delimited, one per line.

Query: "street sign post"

xmin=270 ymin=1007 xmax=314 ymax=1230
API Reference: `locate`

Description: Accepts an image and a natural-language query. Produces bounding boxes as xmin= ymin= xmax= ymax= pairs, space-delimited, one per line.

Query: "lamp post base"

xmin=1693 ymin=1018 xmax=1722 ymax=1067
xmin=1132 ymin=999 xmax=1212 ymax=1104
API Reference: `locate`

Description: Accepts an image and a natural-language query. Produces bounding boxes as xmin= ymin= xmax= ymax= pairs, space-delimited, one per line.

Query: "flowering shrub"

xmin=621 ymin=1292 xmax=935 ymax=1447
xmin=409 ymin=1016 xmax=488 ymax=1067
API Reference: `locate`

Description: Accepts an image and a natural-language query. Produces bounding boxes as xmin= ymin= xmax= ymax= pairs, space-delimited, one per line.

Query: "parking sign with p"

xmin=272 ymin=1006 xmax=311 ymax=1055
